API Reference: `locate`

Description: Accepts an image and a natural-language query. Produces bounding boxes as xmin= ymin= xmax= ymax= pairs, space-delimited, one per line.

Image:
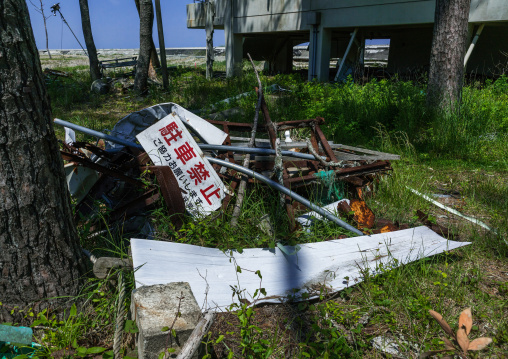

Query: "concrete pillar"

xmin=308 ymin=25 xmax=331 ymax=82
xmin=225 ymin=0 xmax=242 ymax=77
xmin=132 ymin=283 xmax=202 ymax=359
xmin=269 ymin=39 xmax=293 ymax=73
xmin=280 ymin=40 xmax=294 ymax=73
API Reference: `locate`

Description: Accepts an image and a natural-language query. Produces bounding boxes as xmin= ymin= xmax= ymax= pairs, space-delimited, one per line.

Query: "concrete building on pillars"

xmin=187 ymin=0 xmax=508 ymax=81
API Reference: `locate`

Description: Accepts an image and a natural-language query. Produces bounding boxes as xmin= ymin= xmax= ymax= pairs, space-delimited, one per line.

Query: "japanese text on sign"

xmin=136 ymin=113 xmax=225 ymax=217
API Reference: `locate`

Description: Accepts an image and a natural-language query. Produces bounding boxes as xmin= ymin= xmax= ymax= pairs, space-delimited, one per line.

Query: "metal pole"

xmin=54 ymin=118 xmax=325 ymax=161
xmin=54 ymin=118 xmax=143 ymax=149
xmin=199 ymin=144 xmax=325 ymax=161
xmin=464 ymin=24 xmax=484 ymax=68
xmin=53 ymin=118 xmax=362 ymax=235
xmin=154 ymin=0 xmax=169 ymax=89
xmin=334 ymin=27 xmax=358 ymax=82
xmin=207 ymin=157 xmax=363 ymax=236
xmin=310 ymin=25 xmax=319 ymax=80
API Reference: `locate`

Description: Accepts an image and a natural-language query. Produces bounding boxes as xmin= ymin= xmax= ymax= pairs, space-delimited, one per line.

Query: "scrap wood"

xmin=131 ymin=227 xmax=471 ymax=311
xmin=284 ymin=161 xmax=392 ymax=186
xmin=416 ymin=209 xmax=456 ymax=239
xmin=176 ymin=311 xmax=216 ymax=359
xmin=150 ymin=166 xmax=186 ymax=229
xmin=44 ymin=68 xmax=69 ymax=77
xmin=227 ymin=137 xmax=401 ymax=161
xmin=230 ymin=53 xmax=263 ymax=228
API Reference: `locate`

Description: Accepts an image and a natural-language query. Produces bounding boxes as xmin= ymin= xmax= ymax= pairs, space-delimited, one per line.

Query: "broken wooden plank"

xmin=175 ymin=311 xmax=216 ymax=359
xmin=228 ymin=137 xmax=400 ymax=161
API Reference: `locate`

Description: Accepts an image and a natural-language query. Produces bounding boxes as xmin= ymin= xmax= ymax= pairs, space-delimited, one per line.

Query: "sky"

xmin=28 ymin=0 xmax=224 ymax=49
xmin=27 ymin=0 xmax=388 ymax=50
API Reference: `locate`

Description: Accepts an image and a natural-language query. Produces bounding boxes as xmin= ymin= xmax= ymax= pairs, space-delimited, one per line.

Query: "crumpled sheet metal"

xmin=108 ymin=103 xmax=227 ymax=149
xmin=296 ymin=199 xmax=349 ymax=232
xmin=131 ymin=226 xmax=470 ymax=311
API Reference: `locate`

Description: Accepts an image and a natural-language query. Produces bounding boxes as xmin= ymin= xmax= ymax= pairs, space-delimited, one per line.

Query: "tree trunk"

xmin=427 ymin=0 xmax=471 ymax=112
xmin=134 ymin=0 xmax=160 ymax=69
xmin=79 ymin=0 xmax=101 ymax=81
xmin=0 ymin=0 xmax=86 ymax=322
xmin=154 ymin=0 xmax=169 ymax=89
xmin=134 ymin=0 xmax=154 ymax=93
xmin=205 ymin=0 xmax=215 ymax=80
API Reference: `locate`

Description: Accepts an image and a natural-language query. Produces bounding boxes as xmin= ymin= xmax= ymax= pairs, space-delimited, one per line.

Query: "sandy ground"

xmin=39 ymin=53 xmax=227 ymax=70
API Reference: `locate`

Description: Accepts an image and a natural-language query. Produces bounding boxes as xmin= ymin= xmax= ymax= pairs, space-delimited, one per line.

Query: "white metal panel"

xmin=132 ymin=227 xmax=470 ymax=311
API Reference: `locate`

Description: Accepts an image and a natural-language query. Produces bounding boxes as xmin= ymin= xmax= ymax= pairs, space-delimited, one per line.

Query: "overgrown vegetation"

xmin=3 ymin=55 xmax=506 ymax=358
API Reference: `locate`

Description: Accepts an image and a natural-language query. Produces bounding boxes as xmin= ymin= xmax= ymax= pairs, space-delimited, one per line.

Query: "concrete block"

xmin=131 ymin=282 xmax=202 ymax=359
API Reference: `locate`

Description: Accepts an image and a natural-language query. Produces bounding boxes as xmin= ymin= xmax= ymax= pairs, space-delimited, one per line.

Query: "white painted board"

xmin=171 ymin=104 xmax=228 ymax=145
xmin=108 ymin=103 xmax=228 ymax=150
xmin=131 ymin=227 xmax=470 ymax=312
xmin=136 ymin=113 xmax=225 ymax=216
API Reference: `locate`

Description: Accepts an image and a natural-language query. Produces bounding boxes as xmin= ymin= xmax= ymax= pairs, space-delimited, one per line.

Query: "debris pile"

xmin=56 ymin=97 xmax=400 ymax=240
xmin=53 ymin=93 xmax=475 ymax=359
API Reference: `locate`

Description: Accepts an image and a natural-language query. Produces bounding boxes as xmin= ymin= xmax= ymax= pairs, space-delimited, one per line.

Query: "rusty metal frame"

xmin=206 ymin=105 xmax=392 ymax=230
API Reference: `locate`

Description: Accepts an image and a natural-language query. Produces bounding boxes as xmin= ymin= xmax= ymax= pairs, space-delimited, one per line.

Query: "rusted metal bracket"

xmin=205 ymin=110 xmax=392 ymax=231
xmin=150 ymin=166 xmax=186 ymax=229
xmin=60 ymin=150 xmax=145 ymax=188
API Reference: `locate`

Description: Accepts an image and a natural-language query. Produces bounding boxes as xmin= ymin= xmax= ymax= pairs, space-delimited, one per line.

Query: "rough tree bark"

xmin=134 ymin=0 xmax=160 ymax=69
xmin=134 ymin=0 xmax=154 ymax=93
xmin=205 ymin=0 xmax=215 ymax=80
xmin=154 ymin=0 xmax=168 ymax=89
xmin=0 ymin=0 xmax=86 ymax=322
xmin=427 ymin=0 xmax=472 ymax=112
xmin=78 ymin=0 xmax=101 ymax=81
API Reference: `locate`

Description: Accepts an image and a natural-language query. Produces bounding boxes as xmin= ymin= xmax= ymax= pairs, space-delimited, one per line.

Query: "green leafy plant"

xmin=225 ymin=269 xmax=273 ymax=359
xmin=297 ymin=287 xmax=357 ymax=359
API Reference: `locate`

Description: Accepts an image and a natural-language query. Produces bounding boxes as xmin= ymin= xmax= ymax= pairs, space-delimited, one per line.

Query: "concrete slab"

xmin=131 ymin=282 xmax=202 ymax=359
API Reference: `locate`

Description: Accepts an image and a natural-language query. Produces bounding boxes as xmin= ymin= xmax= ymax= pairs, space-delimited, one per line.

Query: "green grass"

xmin=18 ymin=58 xmax=508 ymax=358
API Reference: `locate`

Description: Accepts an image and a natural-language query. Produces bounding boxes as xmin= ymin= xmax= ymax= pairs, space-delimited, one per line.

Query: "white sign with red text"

xmin=136 ymin=113 xmax=225 ymax=217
